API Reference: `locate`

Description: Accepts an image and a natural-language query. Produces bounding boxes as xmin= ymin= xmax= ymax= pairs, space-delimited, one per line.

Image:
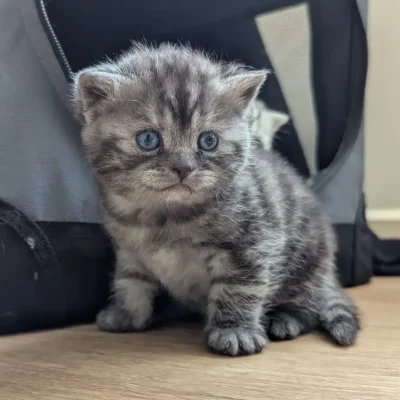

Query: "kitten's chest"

xmin=107 ymin=214 xmax=217 ymax=310
xmin=140 ymin=241 xmax=211 ymax=310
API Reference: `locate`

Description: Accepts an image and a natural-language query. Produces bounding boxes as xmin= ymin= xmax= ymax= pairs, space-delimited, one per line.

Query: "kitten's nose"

xmin=171 ymin=165 xmax=193 ymax=180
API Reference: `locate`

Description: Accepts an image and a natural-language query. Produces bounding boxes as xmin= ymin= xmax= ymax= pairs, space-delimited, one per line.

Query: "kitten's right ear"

xmin=72 ymin=69 xmax=122 ymax=124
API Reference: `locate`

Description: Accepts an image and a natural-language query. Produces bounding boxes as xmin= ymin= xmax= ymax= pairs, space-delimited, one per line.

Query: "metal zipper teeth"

xmin=39 ymin=0 xmax=72 ymax=77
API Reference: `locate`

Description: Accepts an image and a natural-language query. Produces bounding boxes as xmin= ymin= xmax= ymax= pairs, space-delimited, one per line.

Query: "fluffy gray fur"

xmin=251 ymin=99 xmax=289 ymax=150
xmin=72 ymin=43 xmax=359 ymax=356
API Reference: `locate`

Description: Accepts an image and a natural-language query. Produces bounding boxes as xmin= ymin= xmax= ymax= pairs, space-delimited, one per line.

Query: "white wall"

xmin=365 ymin=0 xmax=400 ymax=225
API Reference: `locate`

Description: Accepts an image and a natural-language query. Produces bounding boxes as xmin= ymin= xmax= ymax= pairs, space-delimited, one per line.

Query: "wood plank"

xmin=0 ymin=278 xmax=399 ymax=400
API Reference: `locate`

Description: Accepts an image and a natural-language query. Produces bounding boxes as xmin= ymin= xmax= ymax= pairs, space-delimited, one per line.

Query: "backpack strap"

xmin=0 ymin=198 xmax=60 ymax=274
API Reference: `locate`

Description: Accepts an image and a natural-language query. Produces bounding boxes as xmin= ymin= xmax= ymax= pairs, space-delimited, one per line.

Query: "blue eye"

xmin=198 ymin=131 xmax=219 ymax=152
xmin=136 ymin=130 xmax=161 ymax=151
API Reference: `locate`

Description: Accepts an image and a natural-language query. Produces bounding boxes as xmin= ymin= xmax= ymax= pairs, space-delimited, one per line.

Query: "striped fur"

xmin=73 ymin=43 xmax=359 ymax=356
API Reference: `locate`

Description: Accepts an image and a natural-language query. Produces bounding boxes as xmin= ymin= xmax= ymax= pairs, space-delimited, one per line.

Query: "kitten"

xmin=72 ymin=43 xmax=359 ymax=356
xmin=250 ymin=99 xmax=289 ymax=151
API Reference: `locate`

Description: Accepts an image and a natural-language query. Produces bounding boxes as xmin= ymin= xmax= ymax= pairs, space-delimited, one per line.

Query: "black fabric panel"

xmin=0 ymin=198 xmax=67 ymax=334
xmin=0 ymin=220 xmax=113 ymax=335
xmin=373 ymin=238 xmax=400 ymax=276
xmin=334 ymin=226 xmax=352 ymax=287
xmin=334 ymin=223 xmax=372 ymax=288
xmin=311 ymin=1 xmax=367 ymax=192
xmin=0 ymin=224 xmax=64 ymax=334
xmin=45 ymin=0 xmax=303 ymax=73
xmin=309 ymin=0 xmax=366 ymax=170
xmin=38 ymin=222 xmax=114 ymax=324
xmin=308 ymin=0 xmax=351 ymax=169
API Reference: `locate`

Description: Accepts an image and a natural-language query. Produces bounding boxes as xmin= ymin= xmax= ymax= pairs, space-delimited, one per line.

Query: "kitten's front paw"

xmin=96 ymin=304 xmax=152 ymax=332
xmin=207 ymin=327 xmax=268 ymax=356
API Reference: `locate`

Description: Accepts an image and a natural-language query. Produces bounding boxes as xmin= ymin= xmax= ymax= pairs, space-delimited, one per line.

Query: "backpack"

xmin=0 ymin=0 xmax=393 ymax=335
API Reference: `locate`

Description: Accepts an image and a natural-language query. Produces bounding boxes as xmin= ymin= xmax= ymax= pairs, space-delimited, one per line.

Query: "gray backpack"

xmin=0 ymin=0 xmax=375 ymax=334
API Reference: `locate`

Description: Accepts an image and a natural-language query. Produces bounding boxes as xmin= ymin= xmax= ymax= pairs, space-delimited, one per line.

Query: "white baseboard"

xmin=367 ymin=208 xmax=400 ymax=238
xmin=367 ymin=208 xmax=400 ymax=221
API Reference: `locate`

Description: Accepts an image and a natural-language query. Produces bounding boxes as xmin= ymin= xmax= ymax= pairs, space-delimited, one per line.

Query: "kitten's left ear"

xmin=224 ymin=71 xmax=268 ymax=111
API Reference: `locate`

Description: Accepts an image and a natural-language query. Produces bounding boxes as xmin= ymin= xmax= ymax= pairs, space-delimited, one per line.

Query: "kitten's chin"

xmin=147 ymin=182 xmax=210 ymax=204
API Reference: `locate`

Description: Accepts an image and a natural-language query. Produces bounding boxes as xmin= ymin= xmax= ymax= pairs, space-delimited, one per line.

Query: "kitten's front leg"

xmin=97 ymin=248 xmax=159 ymax=332
xmin=205 ymin=254 xmax=268 ymax=356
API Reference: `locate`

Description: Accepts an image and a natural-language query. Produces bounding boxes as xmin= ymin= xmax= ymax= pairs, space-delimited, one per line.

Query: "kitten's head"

xmin=72 ymin=43 xmax=267 ymax=206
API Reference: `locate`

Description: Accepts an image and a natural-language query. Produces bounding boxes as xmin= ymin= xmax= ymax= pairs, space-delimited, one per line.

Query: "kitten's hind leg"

xmin=318 ymin=274 xmax=360 ymax=346
xmin=266 ymin=306 xmax=317 ymax=341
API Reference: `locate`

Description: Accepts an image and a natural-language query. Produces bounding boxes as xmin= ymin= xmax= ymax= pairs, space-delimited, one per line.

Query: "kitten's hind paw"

xmin=96 ymin=304 xmax=151 ymax=332
xmin=319 ymin=299 xmax=360 ymax=346
xmin=267 ymin=311 xmax=307 ymax=341
xmin=324 ymin=314 xmax=359 ymax=346
xmin=207 ymin=327 xmax=268 ymax=356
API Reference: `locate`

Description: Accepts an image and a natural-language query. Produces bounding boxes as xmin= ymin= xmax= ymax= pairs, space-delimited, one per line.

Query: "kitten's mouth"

xmin=146 ymin=182 xmax=194 ymax=194
xmin=163 ymin=183 xmax=193 ymax=193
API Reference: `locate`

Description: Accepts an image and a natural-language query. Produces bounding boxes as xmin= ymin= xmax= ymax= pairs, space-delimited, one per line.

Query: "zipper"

xmin=38 ymin=0 xmax=73 ymax=78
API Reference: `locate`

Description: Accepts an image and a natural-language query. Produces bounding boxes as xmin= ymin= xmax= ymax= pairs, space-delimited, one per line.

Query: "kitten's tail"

xmin=318 ymin=283 xmax=360 ymax=346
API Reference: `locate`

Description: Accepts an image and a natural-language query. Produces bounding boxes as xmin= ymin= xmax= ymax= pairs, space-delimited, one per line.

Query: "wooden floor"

xmin=0 ymin=278 xmax=399 ymax=400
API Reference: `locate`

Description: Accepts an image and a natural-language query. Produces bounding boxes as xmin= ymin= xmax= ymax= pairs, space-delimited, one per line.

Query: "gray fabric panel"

xmin=316 ymin=119 xmax=364 ymax=224
xmin=20 ymin=0 xmax=73 ymax=110
xmin=0 ymin=0 xmax=100 ymax=222
xmin=356 ymin=0 xmax=368 ymax=28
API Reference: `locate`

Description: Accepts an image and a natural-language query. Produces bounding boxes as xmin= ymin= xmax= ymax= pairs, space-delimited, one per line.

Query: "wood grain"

xmin=0 ymin=278 xmax=399 ymax=400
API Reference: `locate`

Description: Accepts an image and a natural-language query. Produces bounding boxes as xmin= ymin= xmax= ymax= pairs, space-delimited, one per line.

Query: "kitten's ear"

xmin=268 ymin=110 xmax=290 ymax=133
xmin=72 ymin=69 xmax=123 ymax=124
xmin=224 ymin=71 xmax=268 ymax=111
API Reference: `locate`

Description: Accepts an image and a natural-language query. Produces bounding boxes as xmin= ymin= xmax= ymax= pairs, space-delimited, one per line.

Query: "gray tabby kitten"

xmin=250 ymin=99 xmax=289 ymax=151
xmin=72 ymin=43 xmax=359 ymax=356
